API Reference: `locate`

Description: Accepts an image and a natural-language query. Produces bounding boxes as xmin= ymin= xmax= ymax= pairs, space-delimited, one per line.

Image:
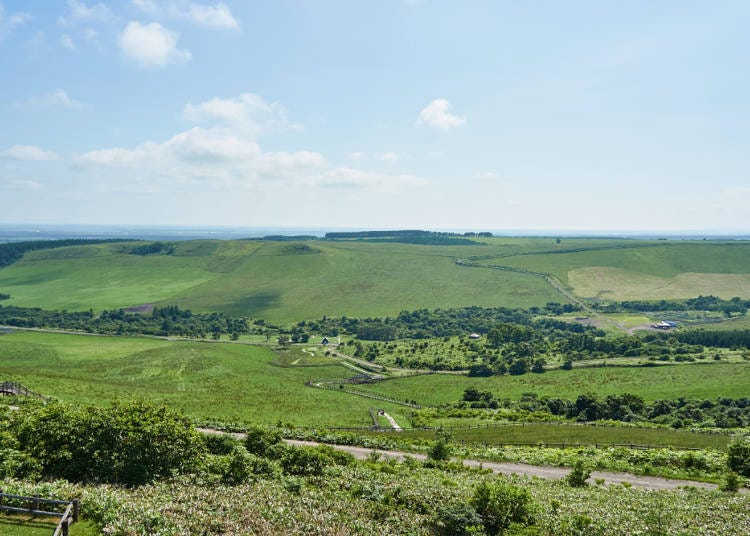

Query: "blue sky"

xmin=1 ymin=1 xmax=749 ymax=231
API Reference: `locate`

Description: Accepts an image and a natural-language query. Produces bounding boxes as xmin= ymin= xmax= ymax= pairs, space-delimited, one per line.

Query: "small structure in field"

xmin=321 ymin=337 xmax=330 ymax=345
xmin=469 ymin=333 xmax=481 ymax=340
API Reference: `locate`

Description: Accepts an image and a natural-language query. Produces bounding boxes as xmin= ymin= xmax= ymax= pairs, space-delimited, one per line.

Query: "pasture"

xmin=355 ymin=362 xmax=750 ymax=406
xmin=1 ymin=238 xmax=748 ymax=323
xmin=376 ymin=422 xmax=730 ymax=450
xmin=0 ymin=331 xmax=404 ymax=427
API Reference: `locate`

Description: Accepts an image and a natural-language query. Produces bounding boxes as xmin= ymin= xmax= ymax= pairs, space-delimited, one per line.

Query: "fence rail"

xmin=0 ymin=381 xmax=47 ymax=401
xmin=0 ymin=490 xmax=78 ymax=536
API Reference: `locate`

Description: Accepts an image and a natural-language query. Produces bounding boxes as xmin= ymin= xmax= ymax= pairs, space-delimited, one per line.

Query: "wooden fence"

xmin=0 ymin=381 xmax=48 ymax=401
xmin=0 ymin=490 xmax=78 ymax=536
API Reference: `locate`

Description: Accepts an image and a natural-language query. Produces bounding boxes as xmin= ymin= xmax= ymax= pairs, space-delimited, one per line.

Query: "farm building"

xmin=469 ymin=333 xmax=481 ymax=339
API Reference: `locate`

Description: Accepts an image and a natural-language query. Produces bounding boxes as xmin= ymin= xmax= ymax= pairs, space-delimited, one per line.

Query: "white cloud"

xmin=75 ymin=127 xmax=325 ymax=190
xmin=173 ymin=2 xmax=238 ymax=29
xmin=132 ymin=1 xmax=239 ymax=29
xmin=2 ymin=145 xmax=59 ymax=161
xmin=306 ymin=167 xmax=428 ymax=190
xmin=118 ymin=21 xmax=191 ymax=68
xmin=348 ymin=152 xmax=364 ymax=160
xmin=184 ymin=93 xmax=301 ymax=137
xmin=416 ymin=98 xmax=466 ymax=130
xmin=59 ymin=0 xmax=112 ymax=25
xmin=16 ymin=89 xmax=85 ymax=110
xmin=474 ymin=171 xmax=497 ymax=180
xmin=60 ymin=34 xmax=76 ymax=49
xmin=380 ymin=152 xmax=399 ymax=162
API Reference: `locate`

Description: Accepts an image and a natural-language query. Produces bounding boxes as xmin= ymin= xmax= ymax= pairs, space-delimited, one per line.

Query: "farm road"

xmin=198 ymin=429 xmax=735 ymax=492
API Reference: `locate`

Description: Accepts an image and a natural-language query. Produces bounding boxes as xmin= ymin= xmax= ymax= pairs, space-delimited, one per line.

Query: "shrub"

xmin=222 ymin=446 xmax=280 ymax=484
xmin=244 ymin=426 xmax=283 ymax=456
xmin=10 ymin=400 xmax=205 ymax=485
xmin=432 ymin=502 xmax=483 ymax=535
xmin=719 ymin=471 xmax=740 ymax=492
xmin=470 ymin=481 xmax=535 ymax=535
xmin=726 ymin=434 xmax=750 ymax=477
xmin=428 ymin=438 xmax=453 ymax=461
xmin=279 ymin=446 xmax=331 ymax=476
xmin=204 ymin=434 xmax=239 ymax=455
xmin=565 ymin=460 xmax=591 ymax=487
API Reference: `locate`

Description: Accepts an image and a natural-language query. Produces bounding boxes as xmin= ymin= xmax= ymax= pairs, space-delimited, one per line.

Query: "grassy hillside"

xmin=0 ymin=239 xmax=565 ymax=323
xmin=0 ymin=238 xmax=749 ymax=322
xmin=476 ymin=241 xmax=750 ymax=301
xmin=0 ymin=330 xmax=405 ymax=427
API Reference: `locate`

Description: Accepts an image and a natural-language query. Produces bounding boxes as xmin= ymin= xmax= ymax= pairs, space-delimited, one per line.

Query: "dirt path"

xmin=380 ymin=412 xmax=402 ymax=431
xmin=198 ymin=429 xmax=732 ymax=491
xmin=285 ymin=440 xmax=728 ymax=491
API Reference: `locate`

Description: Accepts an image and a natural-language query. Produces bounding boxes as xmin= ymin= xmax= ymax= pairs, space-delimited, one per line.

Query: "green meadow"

xmin=0 ymin=330 xmax=403 ymax=427
xmin=356 ymin=362 xmax=750 ymax=406
xmin=1 ymin=238 xmax=748 ymax=323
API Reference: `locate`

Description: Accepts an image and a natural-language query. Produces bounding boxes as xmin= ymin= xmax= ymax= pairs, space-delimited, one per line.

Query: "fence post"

xmin=33 ymin=495 xmax=39 ymax=513
xmin=62 ymin=518 xmax=70 ymax=536
xmin=73 ymin=499 xmax=80 ymax=522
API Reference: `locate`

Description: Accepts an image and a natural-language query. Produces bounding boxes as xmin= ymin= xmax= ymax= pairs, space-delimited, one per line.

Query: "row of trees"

xmin=0 ymin=304 xmax=267 ymax=338
xmin=457 ymin=389 xmax=750 ymax=428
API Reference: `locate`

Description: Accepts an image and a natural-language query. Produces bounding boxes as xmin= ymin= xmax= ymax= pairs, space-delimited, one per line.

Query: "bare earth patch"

xmin=568 ymin=267 xmax=750 ymax=301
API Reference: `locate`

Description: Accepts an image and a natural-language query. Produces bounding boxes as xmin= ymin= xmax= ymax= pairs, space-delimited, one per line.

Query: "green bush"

xmin=565 ymin=460 xmax=591 ymax=487
xmin=726 ymin=435 xmax=750 ymax=477
xmin=428 ymin=438 xmax=453 ymax=461
xmin=222 ymin=446 xmax=280 ymax=484
xmin=279 ymin=445 xmax=332 ymax=476
xmin=10 ymin=400 xmax=205 ymax=485
xmin=204 ymin=433 xmax=239 ymax=455
xmin=432 ymin=502 xmax=483 ymax=535
xmin=470 ymin=481 xmax=535 ymax=535
xmin=244 ymin=426 xmax=283 ymax=456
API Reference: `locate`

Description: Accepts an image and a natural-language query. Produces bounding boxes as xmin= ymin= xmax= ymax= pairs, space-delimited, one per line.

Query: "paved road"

xmin=199 ymin=429 xmax=732 ymax=491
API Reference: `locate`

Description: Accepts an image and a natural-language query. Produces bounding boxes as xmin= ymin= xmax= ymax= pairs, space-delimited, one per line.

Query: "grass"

xmin=477 ymin=241 xmax=750 ymax=300
xmin=0 ymin=331 xmax=405 ymax=427
xmin=376 ymin=422 xmax=730 ymax=450
xmin=5 ymin=237 xmax=748 ymax=324
xmin=0 ymin=239 xmax=564 ymax=323
xmin=0 ymin=516 xmax=99 ymax=536
xmin=355 ymin=362 xmax=750 ymax=406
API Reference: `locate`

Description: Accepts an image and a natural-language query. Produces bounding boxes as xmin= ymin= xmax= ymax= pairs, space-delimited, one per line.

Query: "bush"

xmin=428 ymin=438 xmax=453 ymax=461
xmin=279 ymin=446 xmax=331 ymax=476
xmin=566 ymin=460 xmax=591 ymax=487
xmin=719 ymin=471 xmax=740 ymax=493
xmin=727 ymin=435 xmax=750 ymax=477
xmin=222 ymin=446 xmax=280 ymax=484
xmin=204 ymin=434 xmax=239 ymax=455
xmin=10 ymin=400 xmax=205 ymax=485
xmin=244 ymin=426 xmax=283 ymax=456
xmin=432 ymin=502 xmax=483 ymax=535
xmin=470 ymin=481 xmax=535 ymax=535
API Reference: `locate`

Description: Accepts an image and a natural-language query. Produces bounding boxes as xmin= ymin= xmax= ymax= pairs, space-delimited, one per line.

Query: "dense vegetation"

xmin=324 ymin=229 xmax=492 ymax=245
xmin=596 ymin=295 xmax=749 ymax=315
xmin=0 ymin=239 xmax=126 ymax=269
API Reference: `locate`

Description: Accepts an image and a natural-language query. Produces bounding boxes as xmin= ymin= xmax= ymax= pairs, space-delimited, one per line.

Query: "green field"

xmin=476 ymin=241 xmax=750 ymax=301
xmin=0 ymin=331 xmax=404 ymax=427
xmin=376 ymin=423 xmax=729 ymax=450
xmin=356 ymin=362 xmax=750 ymax=406
xmin=2 ymin=238 xmax=749 ymax=323
xmin=0 ymin=516 xmax=98 ymax=536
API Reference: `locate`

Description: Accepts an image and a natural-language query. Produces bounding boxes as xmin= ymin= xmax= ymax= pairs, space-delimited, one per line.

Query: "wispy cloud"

xmin=16 ymin=89 xmax=85 ymax=110
xmin=1 ymin=145 xmax=59 ymax=161
xmin=416 ymin=98 xmax=466 ymax=130
xmin=132 ymin=1 xmax=240 ymax=30
xmin=58 ymin=0 xmax=112 ymax=25
xmin=184 ymin=93 xmax=301 ymax=137
xmin=0 ymin=2 xmax=31 ymax=42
